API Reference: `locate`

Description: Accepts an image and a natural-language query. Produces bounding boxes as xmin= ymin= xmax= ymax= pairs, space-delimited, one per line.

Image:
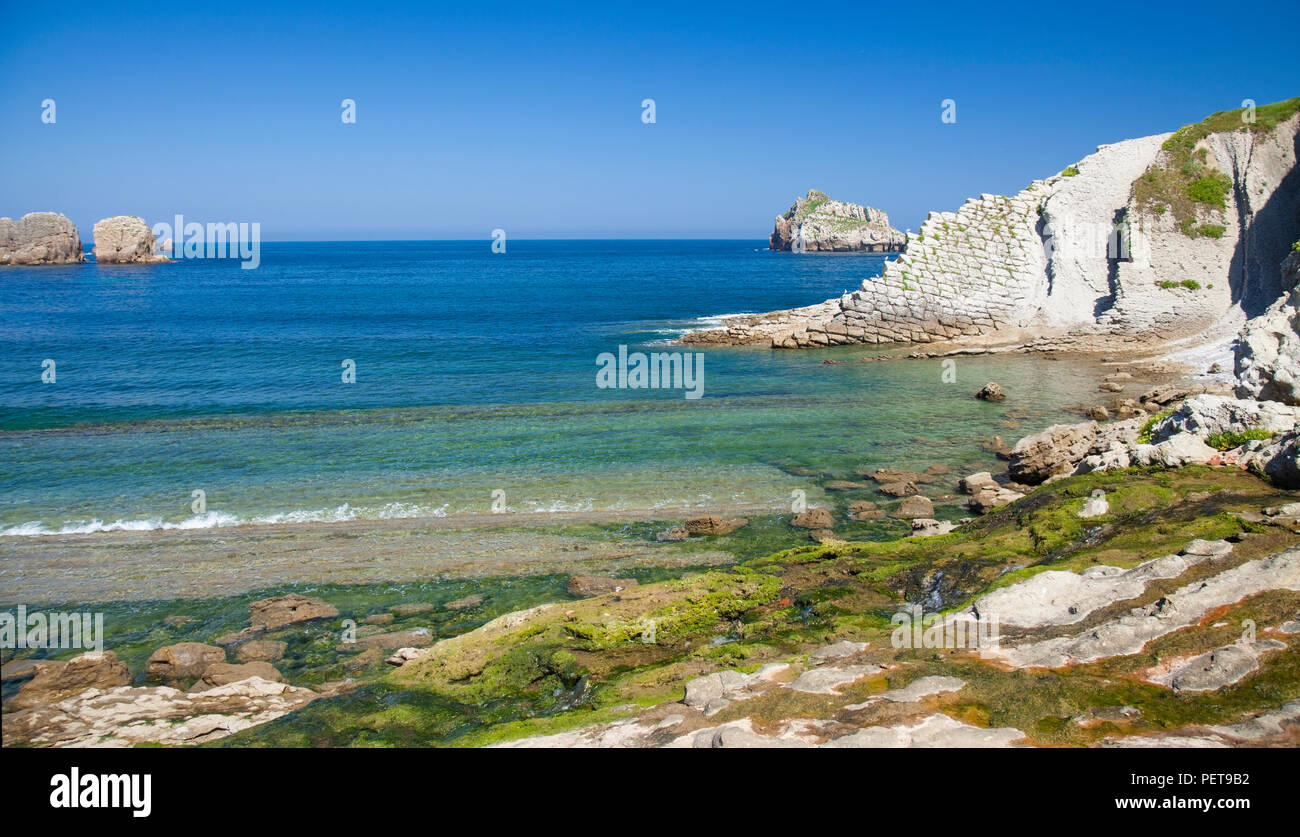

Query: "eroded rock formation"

xmin=0 ymin=212 xmax=84 ymax=264
xmin=92 ymin=215 xmax=169 ymax=264
xmin=770 ymin=189 xmax=905 ymax=253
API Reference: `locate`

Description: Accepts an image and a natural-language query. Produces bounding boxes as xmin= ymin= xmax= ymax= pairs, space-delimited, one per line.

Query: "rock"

xmin=361 ymin=612 xmax=395 ymax=626
xmin=910 ymin=518 xmax=956 ymax=536
xmin=1131 ymin=433 xmax=1220 ymax=468
xmin=684 ymin=515 xmax=747 ymax=536
xmin=823 ymin=480 xmax=869 ymax=491
xmin=92 ymin=215 xmax=168 ymax=264
xmin=1100 ymin=381 xmax=1125 ymax=392
xmin=384 ymin=647 xmax=425 ymax=667
xmin=788 ymin=664 xmax=882 ymax=694
xmin=981 ymin=435 xmax=1012 ymax=459
xmin=958 ymin=471 xmax=999 ymax=494
xmin=878 ymin=480 xmax=920 ymax=497
xmin=809 ymin=640 xmax=869 ymax=661
xmin=9 ymin=652 xmax=131 ymax=709
xmin=1252 ymin=431 xmax=1300 ymax=487
xmin=567 ymin=576 xmax=638 ymax=598
xmin=1 ymin=658 xmax=39 ymax=683
xmin=337 ymin=628 xmax=434 ymax=653
xmin=1237 ymin=253 xmax=1300 ymax=405
xmin=791 ymin=508 xmax=835 ymax=529
xmin=868 ymin=468 xmax=927 ymax=484
xmin=0 ymin=212 xmax=84 ymax=264
xmin=344 ymin=647 xmax=385 ymax=672
xmin=2 ymin=677 xmax=319 ymax=748
xmin=848 ymin=500 xmax=883 ymax=520
xmin=1079 ymin=489 xmax=1109 ymax=518
xmin=201 ymin=661 xmax=283 ymax=686
xmin=1008 ymin=422 xmax=1099 ymax=484
xmin=234 ymin=640 xmax=286 ymax=663
xmin=656 ymin=526 xmax=689 ymax=541
xmin=146 ymin=643 xmax=226 ymax=682
xmin=808 ymin=528 xmax=839 ymax=543
xmin=1152 ymin=394 xmax=1298 ymax=442
xmin=975 ymin=382 xmax=1006 ymax=401
xmin=444 ymin=594 xmax=484 ymax=611
xmin=769 ymin=189 xmax=905 ymax=253
xmin=390 ymin=603 xmax=435 ymax=616
xmin=968 ymin=487 xmax=1026 ymax=514
xmin=893 ymin=495 xmax=934 ymax=519
xmin=1087 ymin=405 xmax=1110 ymax=421
xmin=248 ymin=593 xmax=339 ymax=631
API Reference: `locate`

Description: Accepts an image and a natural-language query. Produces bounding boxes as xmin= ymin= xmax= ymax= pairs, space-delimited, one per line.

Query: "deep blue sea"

xmin=0 ymin=241 xmax=1092 ymax=534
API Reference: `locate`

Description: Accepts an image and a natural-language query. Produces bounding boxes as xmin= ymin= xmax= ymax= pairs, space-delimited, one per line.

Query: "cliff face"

xmin=0 ymin=212 xmax=84 ymax=265
xmin=687 ymin=99 xmax=1300 ymax=351
xmin=93 ymin=216 xmax=168 ymax=264
xmin=770 ymin=189 xmax=905 ymax=252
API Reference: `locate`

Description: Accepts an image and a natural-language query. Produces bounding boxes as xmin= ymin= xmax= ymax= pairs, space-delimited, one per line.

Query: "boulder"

xmin=1251 ymin=431 xmax=1300 ymax=488
xmin=92 ymin=215 xmax=168 ymax=264
xmin=893 ymin=495 xmax=935 ymax=519
xmin=249 ymin=594 xmax=339 ymax=631
xmin=968 ymin=487 xmax=1026 ymax=514
xmin=1008 ymin=422 xmax=1099 ymax=484
xmin=146 ymin=642 xmax=226 ymax=681
xmin=9 ymin=651 xmax=130 ymax=709
xmin=958 ymin=472 xmax=999 ymax=495
xmin=848 ymin=500 xmax=883 ymax=520
xmin=878 ymin=480 xmax=920 ymax=497
xmin=684 ymin=515 xmax=747 ymax=536
xmin=567 ymin=576 xmax=638 ymax=598
xmin=975 ymin=382 xmax=1006 ymax=401
xmin=1152 ymin=394 xmax=1298 ymax=442
xmin=910 ymin=518 xmax=956 ymax=536
xmin=201 ymin=661 xmax=283 ymax=686
xmin=791 ymin=508 xmax=835 ymax=529
xmin=0 ymin=212 xmax=83 ymax=264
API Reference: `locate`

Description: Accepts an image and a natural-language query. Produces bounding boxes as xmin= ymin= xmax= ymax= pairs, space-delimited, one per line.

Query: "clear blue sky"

xmin=2 ymin=0 xmax=1297 ymax=240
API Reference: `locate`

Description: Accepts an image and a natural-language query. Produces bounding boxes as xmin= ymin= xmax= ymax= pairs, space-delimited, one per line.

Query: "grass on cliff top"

xmin=1133 ymin=97 xmax=1300 ymax=237
xmin=218 ymin=465 xmax=1300 ymax=747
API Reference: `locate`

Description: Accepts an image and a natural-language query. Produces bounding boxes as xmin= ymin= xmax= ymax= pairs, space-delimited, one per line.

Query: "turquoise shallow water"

xmin=0 ymin=241 xmax=1093 ymax=534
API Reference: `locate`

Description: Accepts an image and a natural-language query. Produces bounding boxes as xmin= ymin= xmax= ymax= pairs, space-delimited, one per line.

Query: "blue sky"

xmin=2 ymin=0 xmax=1297 ymax=240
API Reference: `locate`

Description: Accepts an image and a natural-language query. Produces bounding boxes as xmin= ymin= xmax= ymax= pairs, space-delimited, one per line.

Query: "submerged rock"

xmin=791 ymin=508 xmax=835 ymax=529
xmin=684 ymin=515 xmax=747 ymax=536
xmin=567 ymin=576 xmax=638 ymax=598
xmin=249 ymin=593 xmax=339 ymax=631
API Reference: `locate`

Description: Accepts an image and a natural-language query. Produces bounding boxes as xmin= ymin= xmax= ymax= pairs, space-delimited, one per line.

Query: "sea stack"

xmin=0 ymin=212 xmax=84 ymax=265
xmin=93 ymin=215 xmax=169 ymax=264
xmin=770 ymin=189 xmax=906 ymax=252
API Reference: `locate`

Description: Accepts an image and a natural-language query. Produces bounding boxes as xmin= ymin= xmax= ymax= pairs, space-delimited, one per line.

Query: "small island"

xmin=770 ymin=189 xmax=906 ymax=252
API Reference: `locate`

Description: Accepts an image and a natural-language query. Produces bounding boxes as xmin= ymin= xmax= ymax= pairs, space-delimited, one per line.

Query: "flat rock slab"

xmin=788 ymin=664 xmax=881 ymax=694
xmin=809 ymin=640 xmax=868 ymax=661
xmin=824 ymin=713 xmax=1026 ymax=748
xmin=843 ymin=676 xmax=966 ymax=709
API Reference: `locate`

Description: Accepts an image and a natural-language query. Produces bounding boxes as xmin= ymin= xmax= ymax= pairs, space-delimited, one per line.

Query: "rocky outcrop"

xmin=92 ymin=215 xmax=168 ymax=264
xmin=8 ymin=652 xmax=130 ymax=709
xmin=770 ymin=189 xmax=905 ymax=253
xmin=0 ymin=212 xmax=84 ymax=264
xmin=686 ymin=100 xmax=1300 ymax=351
xmin=1237 ymin=249 xmax=1300 ymax=404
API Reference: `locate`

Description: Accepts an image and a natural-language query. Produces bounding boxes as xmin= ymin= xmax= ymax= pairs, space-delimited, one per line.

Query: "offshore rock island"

xmin=769 ymin=189 xmax=906 ymax=253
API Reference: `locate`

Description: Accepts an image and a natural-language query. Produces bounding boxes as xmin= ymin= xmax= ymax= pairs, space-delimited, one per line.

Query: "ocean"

xmin=0 ymin=241 xmax=1097 ymax=536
